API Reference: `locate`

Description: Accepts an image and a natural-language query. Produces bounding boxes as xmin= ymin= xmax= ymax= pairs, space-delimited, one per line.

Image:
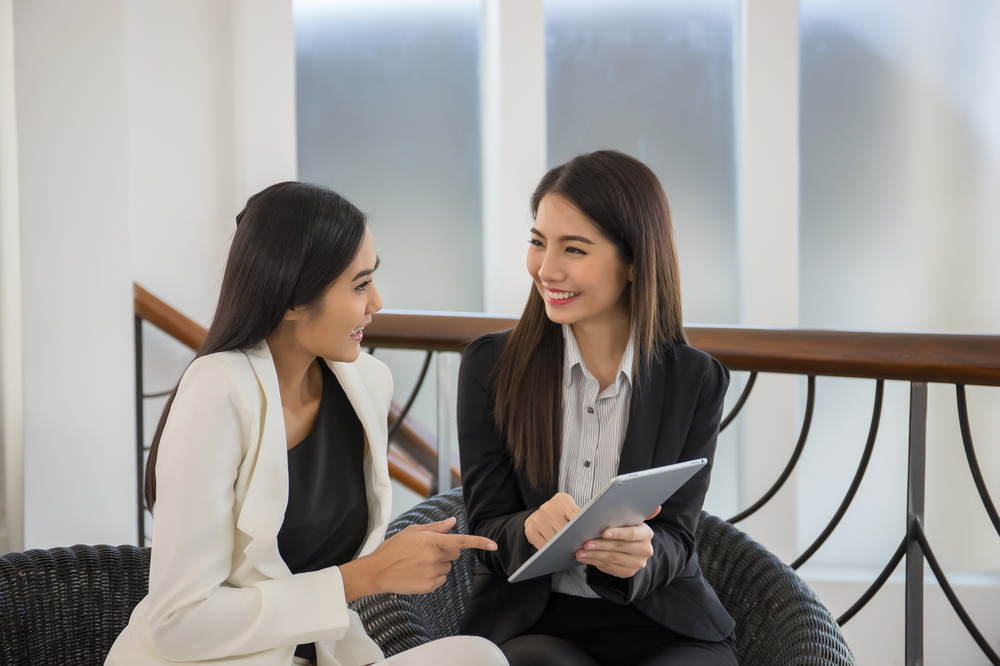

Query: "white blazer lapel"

xmin=236 ymin=341 xmax=293 ymax=580
xmin=329 ymin=358 xmax=392 ymax=556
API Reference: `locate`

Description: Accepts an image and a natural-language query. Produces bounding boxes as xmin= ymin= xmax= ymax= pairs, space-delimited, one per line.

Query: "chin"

xmin=326 ymin=345 xmax=362 ymax=363
xmin=543 ymin=307 xmax=575 ymax=326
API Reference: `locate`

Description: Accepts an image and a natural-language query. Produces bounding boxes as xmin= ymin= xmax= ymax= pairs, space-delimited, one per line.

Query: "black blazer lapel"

xmin=618 ymin=355 xmax=667 ymax=474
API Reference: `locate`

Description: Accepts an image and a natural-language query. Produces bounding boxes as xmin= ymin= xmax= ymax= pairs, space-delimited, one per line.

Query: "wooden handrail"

xmin=133 ymin=283 xmax=436 ymax=497
xmin=136 ymin=283 xmax=1000 ymax=502
xmin=133 ymin=284 xmax=207 ymax=351
xmin=366 ymin=311 xmax=1000 ymax=387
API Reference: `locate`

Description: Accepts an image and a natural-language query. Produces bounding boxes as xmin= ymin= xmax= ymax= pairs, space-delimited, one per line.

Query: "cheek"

xmin=526 ymin=253 xmax=541 ymax=279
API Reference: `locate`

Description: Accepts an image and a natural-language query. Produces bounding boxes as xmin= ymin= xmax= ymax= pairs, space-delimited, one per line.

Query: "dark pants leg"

xmin=501 ymin=593 xmax=737 ymax=666
xmin=501 ymin=634 xmax=600 ymax=666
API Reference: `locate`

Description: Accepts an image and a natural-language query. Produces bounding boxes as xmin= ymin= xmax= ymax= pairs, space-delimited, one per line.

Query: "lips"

xmin=545 ymin=288 xmax=581 ymax=304
xmin=350 ymin=323 xmax=368 ymax=340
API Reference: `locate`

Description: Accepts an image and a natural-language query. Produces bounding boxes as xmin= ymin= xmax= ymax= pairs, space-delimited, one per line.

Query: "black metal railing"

xmin=134 ymin=289 xmax=1000 ymax=665
xmin=359 ymin=313 xmax=1000 ymax=666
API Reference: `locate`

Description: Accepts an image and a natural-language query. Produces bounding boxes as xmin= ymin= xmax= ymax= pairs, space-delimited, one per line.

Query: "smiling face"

xmin=526 ymin=193 xmax=633 ymax=334
xmin=286 ymin=227 xmax=382 ymax=363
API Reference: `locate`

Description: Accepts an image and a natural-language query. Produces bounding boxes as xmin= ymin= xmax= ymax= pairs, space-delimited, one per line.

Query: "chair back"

xmin=351 ymin=490 xmax=855 ymax=664
xmin=697 ymin=512 xmax=855 ymax=665
xmin=0 ymin=544 xmax=150 ymax=666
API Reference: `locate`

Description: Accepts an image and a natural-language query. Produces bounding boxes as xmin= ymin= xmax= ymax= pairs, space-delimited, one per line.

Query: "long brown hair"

xmin=492 ymin=150 xmax=686 ymax=490
xmin=144 ymin=182 xmax=367 ymax=509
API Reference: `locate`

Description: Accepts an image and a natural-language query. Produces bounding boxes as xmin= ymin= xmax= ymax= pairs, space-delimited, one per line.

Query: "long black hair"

xmin=144 ymin=182 xmax=368 ymax=508
xmin=493 ymin=150 xmax=686 ymax=490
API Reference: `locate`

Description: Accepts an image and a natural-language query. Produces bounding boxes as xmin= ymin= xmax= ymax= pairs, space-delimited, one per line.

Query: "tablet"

xmin=507 ymin=458 xmax=707 ymax=583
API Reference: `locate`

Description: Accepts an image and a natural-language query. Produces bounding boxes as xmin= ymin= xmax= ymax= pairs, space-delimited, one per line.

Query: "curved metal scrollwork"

xmin=728 ymin=375 xmax=816 ymax=524
xmin=720 ymin=371 xmax=758 ymax=432
xmin=791 ymin=380 xmax=884 ymax=570
xmin=956 ymin=385 xmax=1000 ymax=538
xmin=386 ymin=350 xmax=434 ymax=443
xmin=838 ymin=536 xmax=906 ymax=625
xmin=913 ymin=524 xmax=999 ymax=662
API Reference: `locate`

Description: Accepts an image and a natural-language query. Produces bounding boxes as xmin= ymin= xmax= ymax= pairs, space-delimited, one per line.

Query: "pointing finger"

xmin=436 ymin=533 xmax=498 ymax=551
xmin=404 ymin=517 xmax=458 ymax=534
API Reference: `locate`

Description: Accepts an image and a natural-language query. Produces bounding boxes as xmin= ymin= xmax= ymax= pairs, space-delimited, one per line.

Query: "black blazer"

xmin=457 ymin=330 xmax=735 ymax=645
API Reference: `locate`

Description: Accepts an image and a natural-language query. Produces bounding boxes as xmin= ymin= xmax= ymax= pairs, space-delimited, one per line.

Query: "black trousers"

xmin=500 ymin=593 xmax=738 ymax=666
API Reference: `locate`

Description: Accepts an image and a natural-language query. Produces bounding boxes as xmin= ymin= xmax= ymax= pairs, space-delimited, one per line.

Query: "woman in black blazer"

xmin=457 ymin=151 xmax=737 ymax=665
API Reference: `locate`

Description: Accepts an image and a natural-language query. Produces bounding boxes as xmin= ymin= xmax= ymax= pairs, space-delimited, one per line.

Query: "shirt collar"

xmin=562 ymin=324 xmax=635 ymax=389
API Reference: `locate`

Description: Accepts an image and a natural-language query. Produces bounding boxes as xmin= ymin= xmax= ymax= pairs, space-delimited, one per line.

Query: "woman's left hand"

xmin=575 ymin=507 xmax=660 ymax=578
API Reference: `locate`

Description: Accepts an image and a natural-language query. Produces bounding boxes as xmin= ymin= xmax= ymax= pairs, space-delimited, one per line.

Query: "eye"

xmin=355 ymin=279 xmax=372 ymax=292
xmin=566 ymin=246 xmax=587 ymax=255
xmin=528 ymin=238 xmax=544 ymax=248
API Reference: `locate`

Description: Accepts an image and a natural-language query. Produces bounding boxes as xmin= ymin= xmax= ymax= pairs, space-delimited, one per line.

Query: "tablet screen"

xmin=507 ymin=458 xmax=707 ymax=583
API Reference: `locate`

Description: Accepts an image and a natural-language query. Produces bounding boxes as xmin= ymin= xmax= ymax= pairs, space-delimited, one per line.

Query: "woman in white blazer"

xmin=106 ymin=182 xmax=507 ymax=666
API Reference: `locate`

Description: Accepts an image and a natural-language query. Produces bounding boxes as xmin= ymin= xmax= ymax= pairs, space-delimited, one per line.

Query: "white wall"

xmin=128 ymin=0 xmax=297 ymax=328
xmin=9 ymin=0 xmax=135 ymax=550
xmin=0 ymin=0 xmax=23 ymax=554
xmin=0 ymin=0 xmax=296 ymax=551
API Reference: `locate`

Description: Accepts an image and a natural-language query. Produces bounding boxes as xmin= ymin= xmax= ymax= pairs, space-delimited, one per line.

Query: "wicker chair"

xmin=0 ymin=491 xmax=854 ymax=666
xmin=0 ymin=543 xmax=150 ymax=666
xmin=349 ymin=488 xmax=856 ymax=665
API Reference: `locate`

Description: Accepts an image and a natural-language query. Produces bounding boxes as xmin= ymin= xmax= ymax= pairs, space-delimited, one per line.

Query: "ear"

xmin=626 ymin=262 xmax=634 ymax=282
xmin=283 ymin=304 xmax=307 ymax=322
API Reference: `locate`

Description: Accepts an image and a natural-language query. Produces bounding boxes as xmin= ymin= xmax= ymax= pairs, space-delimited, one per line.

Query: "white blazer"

xmin=106 ymin=341 xmax=394 ymax=666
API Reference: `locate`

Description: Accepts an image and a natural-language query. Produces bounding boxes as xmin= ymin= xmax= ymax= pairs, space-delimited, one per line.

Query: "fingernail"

xmin=604 ymin=530 xmax=613 ymax=539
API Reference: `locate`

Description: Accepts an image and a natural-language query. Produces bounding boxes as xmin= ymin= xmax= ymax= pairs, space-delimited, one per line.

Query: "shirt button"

xmin=587 ymin=406 xmax=595 ymax=414
xmin=584 ymin=460 xmax=592 ymax=467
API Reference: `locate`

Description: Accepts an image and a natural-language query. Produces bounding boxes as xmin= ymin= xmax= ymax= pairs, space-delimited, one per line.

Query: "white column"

xmin=0 ymin=0 xmax=24 ymax=552
xmin=14 ymin=0 xmax=136 ymax=549
xmin=480 ymin=0 xmax=547 ymax=315
xmin=232 ymin=0 xmax=298 ymax=202
xmin=736 ymin=0 xmax=800 ymax=559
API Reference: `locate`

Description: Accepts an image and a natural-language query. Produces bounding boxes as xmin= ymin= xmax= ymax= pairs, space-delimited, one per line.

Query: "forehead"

xmin=349 ymin=227 xmax=376 ymax=264
xmin=331 ymin=227 xmax=376 ymax=282
xmin=535 ymin=193 xmax=603 ymax=240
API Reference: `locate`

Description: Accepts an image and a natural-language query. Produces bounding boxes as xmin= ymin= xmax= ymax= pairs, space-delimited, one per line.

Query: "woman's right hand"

xmin=340 ymin=517 xmax=496 ymax=601
xmin=524 ymin=492 xmax=580 ymax=550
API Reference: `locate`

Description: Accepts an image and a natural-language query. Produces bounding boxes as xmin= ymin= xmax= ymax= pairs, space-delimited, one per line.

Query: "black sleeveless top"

xmin=277 ymin=360 xmax=368 ymax=660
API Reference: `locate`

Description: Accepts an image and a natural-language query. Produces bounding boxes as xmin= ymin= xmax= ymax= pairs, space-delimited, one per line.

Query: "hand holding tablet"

xmin=508 ymin=458 xmax=708 ymax=583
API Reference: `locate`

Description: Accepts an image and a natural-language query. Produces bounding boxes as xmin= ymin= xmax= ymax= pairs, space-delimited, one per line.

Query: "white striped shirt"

xmin=552 ymin=324 xmax=635 ymax=597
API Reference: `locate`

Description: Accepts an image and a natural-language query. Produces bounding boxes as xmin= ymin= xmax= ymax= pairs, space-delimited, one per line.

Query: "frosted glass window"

xmin=799 ymin=0 xmax=1000 ymax=570
xmin=545 ymin=0 xmax=740 ymax=517
xmin=294 ymin=0 xmax=482 ymax=312
xmin=544 ymin=0 xmax=739 ymax=326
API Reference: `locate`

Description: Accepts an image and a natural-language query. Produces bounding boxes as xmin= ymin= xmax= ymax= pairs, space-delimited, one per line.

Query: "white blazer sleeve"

xmin=145 ymin=356 xmax=351 ymax=661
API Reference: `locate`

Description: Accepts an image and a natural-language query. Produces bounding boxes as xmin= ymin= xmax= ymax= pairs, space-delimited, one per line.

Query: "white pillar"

xmin=232 ymin=0 xmax=298 ymax=202
xmin=13 ymin=0 xmax=136 ymax=549
xmin=0 ymin=0 xmax=24 ymax=553
xmin=736 ymin=0 xmax=800 ymax=559
xmin=480 ymin=0 xmax=547 ymax=315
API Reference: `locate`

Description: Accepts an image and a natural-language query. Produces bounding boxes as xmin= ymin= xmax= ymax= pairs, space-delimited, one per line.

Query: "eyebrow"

xmin=352 ymin=256 xmax=381 ymax=281
xmin=530 ymin=227 xmax=596 ymax=245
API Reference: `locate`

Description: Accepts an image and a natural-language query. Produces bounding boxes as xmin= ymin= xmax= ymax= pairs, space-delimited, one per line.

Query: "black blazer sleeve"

xmin=457 ymin=332 xmax=539 ymax=576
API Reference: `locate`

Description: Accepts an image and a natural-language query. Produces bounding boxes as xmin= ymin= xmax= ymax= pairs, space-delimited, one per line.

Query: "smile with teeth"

xmin=350 ymin=325 xmax=366 ymax=337
xmin=547 ymin=289 xmax=580 ymax=301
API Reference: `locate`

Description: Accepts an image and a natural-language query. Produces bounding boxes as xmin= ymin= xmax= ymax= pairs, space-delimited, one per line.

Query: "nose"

xmin=368 ymin=284 xmax=383 ymax=314
xmin=536 ymin=248 xmax=564 ymax=283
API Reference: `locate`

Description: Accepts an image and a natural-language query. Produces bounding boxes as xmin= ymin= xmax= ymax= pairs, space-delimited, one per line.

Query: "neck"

xmin=570 ymin=314 xmax=631 ymax=376
xmin=266 ymin=325 xmax=321 ymax=408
